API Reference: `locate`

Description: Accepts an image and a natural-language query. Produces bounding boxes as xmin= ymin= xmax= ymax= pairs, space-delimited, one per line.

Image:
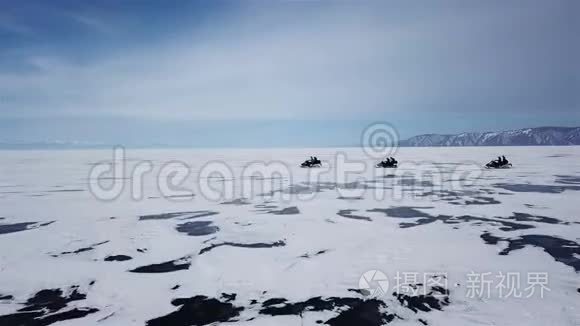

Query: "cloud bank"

xmin=1 ymin=1 xmax=576 ymax=119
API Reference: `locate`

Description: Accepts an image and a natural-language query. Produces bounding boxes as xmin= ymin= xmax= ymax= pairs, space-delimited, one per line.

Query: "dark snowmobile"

xmin=485 ymin=156 xmax=512 ymax=169
xmin=301 ymin=157 xmax=321 ymax=168
xmin=376 ymin=157 xmax=398 ymax=168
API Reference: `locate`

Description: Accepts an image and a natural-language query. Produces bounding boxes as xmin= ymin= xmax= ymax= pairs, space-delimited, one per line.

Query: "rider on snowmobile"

xmin=501 ymin=156 xmax=508 ymax=165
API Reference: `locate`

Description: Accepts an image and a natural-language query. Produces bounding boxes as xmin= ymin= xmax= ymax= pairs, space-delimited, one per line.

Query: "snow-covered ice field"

xmin=0 ymin=146 xmax=579 ymax=325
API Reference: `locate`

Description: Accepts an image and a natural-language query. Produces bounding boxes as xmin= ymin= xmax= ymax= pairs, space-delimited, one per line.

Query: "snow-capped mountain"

xmin=400 ymin=127 xmax=580 ymax=147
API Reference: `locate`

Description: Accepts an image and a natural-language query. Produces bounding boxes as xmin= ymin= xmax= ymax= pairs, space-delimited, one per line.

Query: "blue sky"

xmin=0 ymin=0 xmax=578 ymax=147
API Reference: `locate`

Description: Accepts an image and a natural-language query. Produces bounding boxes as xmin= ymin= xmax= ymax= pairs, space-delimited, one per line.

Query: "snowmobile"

xmin=300 ymin=157 xmax=321 ymax=168
xmin=485 ymin=160 xmax=512 ymax=169
xmin=376 ymin=160 xmax=398 ymax=168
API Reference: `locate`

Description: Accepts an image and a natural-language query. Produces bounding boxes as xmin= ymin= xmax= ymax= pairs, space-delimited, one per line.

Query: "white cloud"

xmin=0 ymin=1 xmax=576 ymax=120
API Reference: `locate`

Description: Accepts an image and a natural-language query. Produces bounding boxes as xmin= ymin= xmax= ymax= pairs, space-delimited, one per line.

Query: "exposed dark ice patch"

xmin=494 ymin=183 xmax=580 ymax=193
xmin=139 ymin=211 xmax=197 ymax=220
xmin=149 ymin=194 xmax=193 ymax=199
xmin=0 ymin=191 xmax=26 ymax=194
xmin=337 ymin=196 xmax=364 ymax=200
xmin=498 ymin=212 xmax=568 ymax=225
xmin=0 ymin=294 xmax=13 ymax=301
xmin=171 ymin=285 xmax=180 ymax=290
xmin=417 ymin=189 xmax=503 ymax=205
xmin=460 ymin=215 xmax=534 ymax=231
xmin=398 ymin=177 xmax=434 ymax=188
xmin=480 ymin=232 xmax=502 ymax=245
xmin=367 ymin=207 xmax=448 ymax=228
xmin=0 ymin=285 xmax=98 ymax=326
xmin=368 ymin=207 xmax=534 ymax=231
xmin=547 ymin=154 xmax=571 ymax=158
xmin=254 ymin=203 xmax=278 ymax=209
xmin=300 ymin=249 xmax=329 ymax=258
xmin=261 ymin=181 xmax=386 ymax=197
xmin=130 ymin=256 xmax=192 ymax=273
xmin=221 ymin=293 xmax=236 ymax=302
xmin=0 ymin=220 xmax=54 ymax=235
xmin=393 ymin=284 xmax=450 ymax=313
xmin=52 ymin=240 xmax=109 ymax=257
xmin=554 ymin=175 xmax=580 ymax=185
xmin=433 ymin=215 xmax=532 ymax=231
xmin=97 ymin=312 xmax=115 ymax=322
xmin=268 ymin=183 xmax=313 ymax=195
xmin=199 ymin=240 xmax=286 ymax=255
xmin=267 ymin=206 xmax=300 ymax=215
xmin=176 ymin=221 xmax=219 ymax=236
xmin=525 ymin=203 xmax=551 ymax=209
xmin=45 ymin=189 xmax=85 ymax=193
xmin=139 ymin=210 xmax=218 ymax=221
xmin=259 ymin=296 xmax=396 ymax=326
xmin=221 ymin=198 xmax=251 ymax=205
xmin=480 ymin=232 xmax=580 ymax=272
xmin=507 ymin=235 xmax=580 ymax=271
xmin=337 ymin=209 xmax=372 ymax=221
xmin=23 ymin=308 xmax=99 ymax=325
xmin=104 ymin=255 xmax=132 ymax=262
xmin=234 ymin=221 xmax=253 ymax=227
xmin=325 ymin=300 xmax=395 ymax=326
xmin=166 ymin=194 xmax=195 ymax=198
xmin=146 ymin=295 xmax=243 ymax=326
xmin=348 ymin=288 xmax=371 ymax=296
xmin=261 ymin=297 xmax=286 ymax=306
xmin=148 ymin=289 xmax=454 ymax=325
xmin=460 ymin=196 xmax=501 ymax=205
xmin=137 ymin=248 xmax=147 ymax=253
xmin=242 ymin=175 xmax=284 ymax=181
xmin=368 ymin=206 xmax=434 ymax=218
xmin=178 ymin=211 xmax=219 ymax=220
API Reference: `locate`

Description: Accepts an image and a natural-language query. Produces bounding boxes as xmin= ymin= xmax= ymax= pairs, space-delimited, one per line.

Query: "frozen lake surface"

xmin=0 ymin=146 xmax=579 ymax=325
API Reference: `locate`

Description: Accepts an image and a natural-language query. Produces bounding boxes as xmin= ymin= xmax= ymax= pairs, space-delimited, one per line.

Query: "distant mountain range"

xmin=0 ymin=140 xmax=108 ymax=150
xmin=1 ymin=126 xmax=579 ymax=149
xmin=400 ymin=126 xmax=580 ymax=147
